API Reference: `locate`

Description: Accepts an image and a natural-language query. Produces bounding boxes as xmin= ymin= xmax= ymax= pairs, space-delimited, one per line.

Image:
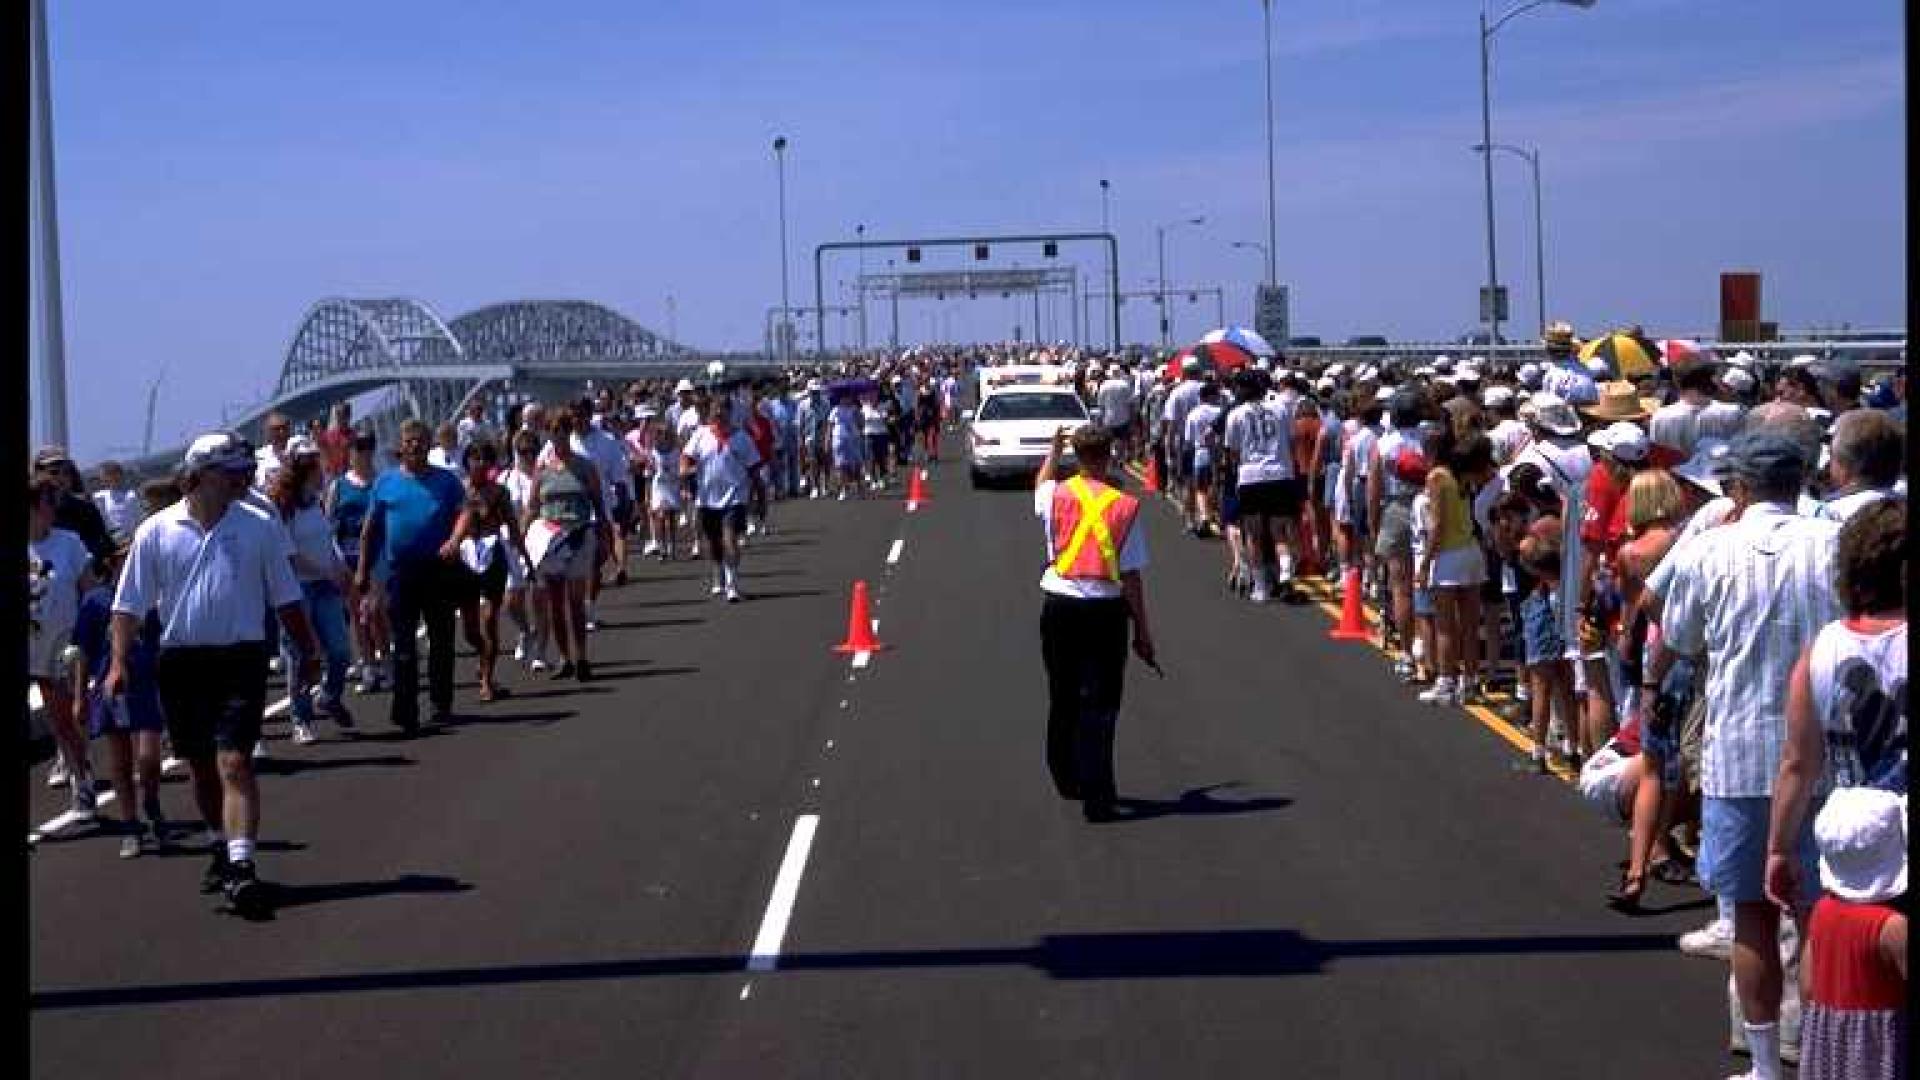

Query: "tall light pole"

xmin=1479 ymin=0 xmax=1593 ymax=348
xmin=1099 ymin=179 xmax=1111 ymax=233
xmin=1232 ymin=241 xmax=1269 ymax=325
xmin=1474 ymin=142 xmax=1546 ymax=338
xmin=31 ymin=0 xmax=69 ymax=449
xmin=1156 ymin=215 xmax=1204 ymax=348
xmin=1260 ymin=0 xmax=1278 ymax=288
xmin=773 ymin=135 xmax=791 ymax=365
xmin=855 ymin=223 xmax=867 ymax=352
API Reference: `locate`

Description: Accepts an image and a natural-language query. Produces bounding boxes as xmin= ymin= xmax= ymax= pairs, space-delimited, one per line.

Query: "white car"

xmin=967 ymin=385 xmax=1089 ymax=487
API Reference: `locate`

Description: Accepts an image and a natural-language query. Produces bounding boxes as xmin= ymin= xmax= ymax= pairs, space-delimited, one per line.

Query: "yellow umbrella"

xmin=1578 ymin=331 xmax=1659 ymax=380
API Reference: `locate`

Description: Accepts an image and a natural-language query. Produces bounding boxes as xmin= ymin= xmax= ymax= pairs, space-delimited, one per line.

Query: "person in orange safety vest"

xmin=1034 ymin=424 xmax=1157 ymax=823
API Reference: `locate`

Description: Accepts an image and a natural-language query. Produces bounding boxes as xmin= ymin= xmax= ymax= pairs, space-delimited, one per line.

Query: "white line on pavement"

xmin=886 ymin=537 xmax=905 ymax=565
xmin=747 ymin=814 xmax=820 ymax=972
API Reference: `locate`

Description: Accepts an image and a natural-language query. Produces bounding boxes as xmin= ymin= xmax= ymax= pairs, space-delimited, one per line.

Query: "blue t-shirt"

xmin=330 ymin=474 xmax=374 ymax=549
xmin=72 ymin=585 xmax=163 ymax=730
xmin=368 ymin=466 xmax=466 ymax=569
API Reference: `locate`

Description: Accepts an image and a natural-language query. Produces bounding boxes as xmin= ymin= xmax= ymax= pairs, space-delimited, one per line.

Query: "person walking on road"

xmin=524 ymin=410 xmax=612 ymax=681
xmin=109 ymin=430 xmax=321 ymax=916
xmin=358 ymin=419 xmax=468 ymax=732
xmin=1035 ymin=425 xmax=1155 ymax=823
xmin=681 ymin=400 xmax=762 ymax=603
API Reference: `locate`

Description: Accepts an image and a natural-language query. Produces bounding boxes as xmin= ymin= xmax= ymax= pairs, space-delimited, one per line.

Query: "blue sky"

xmin=32 ymin=0 xmax=1906 ymax=460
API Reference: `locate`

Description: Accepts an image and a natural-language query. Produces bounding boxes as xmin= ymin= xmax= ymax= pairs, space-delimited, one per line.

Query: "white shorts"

xmin=1577 ymin=743 xmax=1634 ymax=826
xmin=649 ymin=484 xmax=681 ymax=512
xmin=1428 ymin=544 xmax=1487 ymax=589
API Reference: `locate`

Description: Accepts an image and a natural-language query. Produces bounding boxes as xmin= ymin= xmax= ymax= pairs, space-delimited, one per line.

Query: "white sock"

xmin=1743 ymin=1022 xmax=1781 ymax=1079
xmin=723 ymin=564 xmax=738 ymax=591
xmin=227 ymin=837 xmax=255 ymax=864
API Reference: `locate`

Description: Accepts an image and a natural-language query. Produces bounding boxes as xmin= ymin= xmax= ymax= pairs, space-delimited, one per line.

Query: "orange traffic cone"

xmin=1144 ymin=456 xmax=1162 ymax=493
xmin=1328 ymin=567 xmax=1372 ymax=642
xmin=832 ymin=580 xmax=887 ymax=654
xmin=906 ymin=468 xmax=930 ymax=508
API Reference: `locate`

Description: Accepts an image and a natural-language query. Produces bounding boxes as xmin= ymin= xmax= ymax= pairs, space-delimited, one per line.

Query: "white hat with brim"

xmin=1527 ymin=392 xmax=1581 ymax=437
xmin=675 ymin=379 xmax=696 ymax=393
xmin=1587 ymin=421 xmax=1649 ymax=464
xmin=1483 ymin=385 xmax=1516 ymax=409
xmin=1373 ymin=387 xmax=1395 ymax=404
xmin=1673 ymin=436 xmax=1731 ymax=496
xmin=1720 ymin=368 xmax=1757 ymax=394
xmin=1816 ymin=787 xmax=1908 ymax=903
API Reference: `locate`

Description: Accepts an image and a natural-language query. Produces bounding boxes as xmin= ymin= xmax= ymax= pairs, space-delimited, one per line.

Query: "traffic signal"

xmin=1042 ymin=241 xmax=1058 ymax=258
xmin=907 ymin=247 xmax=921 ymax=263
xmin=974 ymin=244 xmax=989 ymax=261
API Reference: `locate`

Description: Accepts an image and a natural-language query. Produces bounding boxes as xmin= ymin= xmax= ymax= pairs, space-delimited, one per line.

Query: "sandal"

xmin=1650 ymin=857 xmax=1695 ymax=886
xmin=1606 ymin=869 xmax=1646 ymax=912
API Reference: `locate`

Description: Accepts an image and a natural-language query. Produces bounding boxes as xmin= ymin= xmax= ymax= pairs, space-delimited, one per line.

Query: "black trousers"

xmin=1039 ymin=592 xmax=1130 ymax=802
xmin=386 ymin=559 xmax=460 ymax=727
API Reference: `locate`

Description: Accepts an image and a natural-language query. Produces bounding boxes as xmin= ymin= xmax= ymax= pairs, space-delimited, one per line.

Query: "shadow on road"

xmin=1095 ymin=784 xmax=1293 ymax=823
xmin=253 ymin=754 xmax=415 ymax=777
xmin=30 ymin=926 xmax=1682 ymax=1008
xmin=594 ymin=617 xmax=707 ymax=631
xmin=741 ymin=589 xmax=826 ymax=602
xmin=225 ymin=873 xmax=474 ymax=923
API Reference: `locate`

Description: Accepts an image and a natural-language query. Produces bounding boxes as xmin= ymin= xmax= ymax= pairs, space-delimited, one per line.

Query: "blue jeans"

xmin=283 ymin=580 xmax=352 ymax=724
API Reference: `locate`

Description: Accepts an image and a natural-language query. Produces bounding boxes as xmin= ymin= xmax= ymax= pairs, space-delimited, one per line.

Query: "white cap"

xmin=1325 ymin=363 xmax=1347 ymax=380
xmin=1721 ymin=367 xmax=1757 ymax=394
xmin=1527 ymin=392 xmax=1581 ymax=436
xmin=1586 ymin=421 xmax=1650 ymax=463
xmin=1517 ymin=362 xmax=1543 ymax=389
xmin=1373 ymin=386 xmax=1396 ymax=404
xmin=1725 ymin=350 xmax=1756 ymax=369
xmin=1788 ymin=353 xmax=1821 ymax=370
xmin=675 ymin=378 xmax=696 ymax=393
xmin=181 ymin=431 xmax=255 ymax=476
xmin=1483 ymin=385 xmax=1516 ymax=409
xmin=1815 ymin=787 xmax=1907 ymax=903
xmin=1432 ymin=355 xmax=1454 ymax=371
xmin=1315 ymin=377 xmax=1336 ymax=393
xmin=285 ymin=436 xmax=321 ymax=459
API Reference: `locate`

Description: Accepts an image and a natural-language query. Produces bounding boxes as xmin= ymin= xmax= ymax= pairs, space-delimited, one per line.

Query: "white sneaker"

xmin=726 ymin=587 xmax=742 ymax=604
xmin=292 ymin=721 xmax=318 ymax=746
xmin=1417 ymin=679 xmax=1457 ymax=705
xmin=1515 ymin=681 xmax=1532 ymax=703
xmin=1249 ymin=586 xmax=1270 ymax=605
xmin=1680 ymin=917 xmax=1734 ymax=960
xmin=529 ymin=658 xmax=551 ymax=674
xmin=252 ymin=740 xmax=270 ymax=761
xmin=641 ymin=540 xmax=659 ymax=557
xmin=709 ymin=581 xmax=724 ymax=597
xmin=1451 ymin=679 xmax=1471 ymax=707
xmin=513 ymin=635 xmax=528 ymax=664
xmin=838 ymin=491 xmax=849 ymax=501
xmin=46 ymin=757 xmax=70 ymax=789
xmin=269 ymin=655 xmax=284 ymax=675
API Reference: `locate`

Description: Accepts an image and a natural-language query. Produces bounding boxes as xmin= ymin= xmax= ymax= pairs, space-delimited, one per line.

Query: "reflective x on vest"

xmin=1052 ymin=476 xmax=1126 ymax=581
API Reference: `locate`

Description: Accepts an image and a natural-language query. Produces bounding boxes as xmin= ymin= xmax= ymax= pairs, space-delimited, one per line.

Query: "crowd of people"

xmin=26 ymin=328 xmax=1906 ymax=1075
xmin=22 ymin=354 xmax=981 ymax=911
xmin=1041 ymin=325 xmax=1907 ymax=1079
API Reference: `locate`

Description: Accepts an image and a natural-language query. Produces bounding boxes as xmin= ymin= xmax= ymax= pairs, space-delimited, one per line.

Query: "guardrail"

xmin=1275 ymin=338 xmax=1905 ymax=372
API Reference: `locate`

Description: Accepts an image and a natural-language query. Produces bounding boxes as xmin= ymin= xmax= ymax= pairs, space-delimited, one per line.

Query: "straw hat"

xmin=1579 ymin=381 xmax=1657 ymax=422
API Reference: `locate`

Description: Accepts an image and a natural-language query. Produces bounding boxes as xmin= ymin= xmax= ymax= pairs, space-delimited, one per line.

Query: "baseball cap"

xmin=675 ymin=378 xmax=696 ymax=393
xmin=1391 ymin=444 xmax=1430 ymax=485
xmin=1482 ymin=385 xmax=1516 ymax=409
xmin=32 ymin=445 xmax=73 ymax=469
xmin=181 ymin=431 xmax=256 ymax=476
xmin=1324 ymin=363 xmax=1346 ymax=380
xmin=1372 ymin=386 xmax=1396 ymax=405
xmin=1517 ymin=362 xmax=1543 ymax=389
xmin=1724 ymin=350 xmax=1756 ymax=369
xmin=286 ymin=436 xmax=321 ymax=459
xmin=1815 ymin=787 xmax=1907 ymax=903
xmin=1723 ymin=430 xmax=1808 ymax=489
xmin=1314 ymin=377 xmax=1336 ymax=394
xmin=1720 ymin=367 xmax=1757 ymax=394
xmin=1586 ymin=421 xmax=1650 ymax=464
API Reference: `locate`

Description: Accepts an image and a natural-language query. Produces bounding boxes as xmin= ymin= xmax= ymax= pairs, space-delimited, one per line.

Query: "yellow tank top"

xmin=1433 ymin=470 xmax=1474 ymax=551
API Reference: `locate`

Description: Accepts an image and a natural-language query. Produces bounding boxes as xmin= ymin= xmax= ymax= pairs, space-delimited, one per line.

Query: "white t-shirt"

xmin=674 ymin=408 xmax=702 ymax=445
xmin=115 ymin=499 xmax=304 ymax=649
xmin=30 ymin=528 xmax=91 ymax=653
xmin=1806 ymin=619 xmax=1906 ymax=791
xmin=93 ymin=488 xmax=144 ymax=539
xmin=286 ymin=502 xmax=345 ymax=583
xmin=254 ymin=444 xmax=287 ymax=492
xmin=1649 ymin=398 xmax=1744 ymax=457
xmin=574 ymin=427 xmax=631 ymax=500
xmin=1162 ymin=381 xmax=1203 ymax=445
xmin=1033 ymin=479 xmax=1149 ymax=600
xmin=681 ymin=426 xmax=762 ymax=508
xmin=1184 ymin=402 xmax=1222 ymax=459
xmin=1488 ymin=418 xmax=1531 ymax=467
xmin=1096 ymin=378 xmax=1135 ymax=427
xmin=1224 ymin=399 xmax=1295 ymax=485
xmin=1410 ymin=491 xmax=1434 ymax=568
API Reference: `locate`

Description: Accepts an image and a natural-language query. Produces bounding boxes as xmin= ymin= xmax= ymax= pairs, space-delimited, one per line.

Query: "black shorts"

xmin=1237 ymin=478 xmax=1302 ymax=519
xmin=697 ymin=505 xmax=747 ymax=551
xmin=156 ymin=642 xmax=269 ymax=760
xmin=466 ymin=555 xmax=508 ymax=608
xmin=611 ymin=485 xmax=636 ymax=530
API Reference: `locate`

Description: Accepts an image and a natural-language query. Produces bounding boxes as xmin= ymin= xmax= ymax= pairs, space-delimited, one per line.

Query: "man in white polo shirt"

xmin=109 ymin=431 xmax=320 ymax=918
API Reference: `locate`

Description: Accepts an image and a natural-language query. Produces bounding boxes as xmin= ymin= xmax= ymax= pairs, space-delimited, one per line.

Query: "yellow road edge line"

xmin=1128 ymin=460 xmax=1574 ymax=785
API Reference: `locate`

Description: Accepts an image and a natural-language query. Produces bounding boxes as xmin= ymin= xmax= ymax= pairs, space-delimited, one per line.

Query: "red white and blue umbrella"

xmin=1199 ymin=324 xmax=1276 ymax=358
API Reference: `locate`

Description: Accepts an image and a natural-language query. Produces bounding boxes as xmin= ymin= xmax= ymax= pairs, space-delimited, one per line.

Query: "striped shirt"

xmin=1659 ymin=502 xmax=1842 ymax=798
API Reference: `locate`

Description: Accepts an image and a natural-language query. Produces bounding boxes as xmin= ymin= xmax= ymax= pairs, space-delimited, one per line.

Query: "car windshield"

xmin=977 ymin=393 xmax=1086 ymax=423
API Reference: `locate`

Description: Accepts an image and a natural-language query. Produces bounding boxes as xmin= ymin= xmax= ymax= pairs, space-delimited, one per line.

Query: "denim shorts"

xmin=1520 ymin=590 xmax=1563 ymax=666
xmin=1413 ymin=586 xmax=1435 ymax=618
xmin=1699 ymin=796 xmax=1820 ymax=908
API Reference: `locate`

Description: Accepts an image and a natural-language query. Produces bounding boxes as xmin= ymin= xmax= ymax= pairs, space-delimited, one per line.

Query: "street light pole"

xmin=1478 ymin=0 xmax=1595 ymax=346
xmin=855 ymin=223 xmax=867 ymax=352
xmin=31 ymin=0 xmax=69 ymax=449
xmin=1100 ymin=179 xmax=1110 ymax=234
xmin=1477 ymin=143 xmax=1548 ymax=338
xmin=773 ymin=136 xmax=791 ymax=365
xmin=1155 ymin=216 xmax=1204 ymax=348
xmin=1261 ymin=0 xmax=1278 ymax=288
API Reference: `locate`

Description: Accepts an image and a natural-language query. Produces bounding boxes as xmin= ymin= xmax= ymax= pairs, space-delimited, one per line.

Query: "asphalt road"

xmin=29 ymin=443 xmax=1739 ymax=1078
